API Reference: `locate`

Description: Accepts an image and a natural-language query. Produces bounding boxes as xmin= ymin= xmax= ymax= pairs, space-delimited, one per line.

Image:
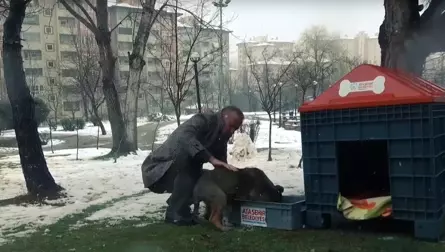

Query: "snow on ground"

xmin=0 ymin=148 xmax=156 ymax=244
xmin=156 ymin=117 xmax=302 ymax=151
xmin=0 ymin=139 xmax=65 ymax=153
xmin=44 ymin=139 xmax=65 ymax=146
xmin=0 ymin=118 xmax=152 ymax=138
xmin=0 ymin=147 xmax=18 ymax=153
xmin=0 ymin=112 xmax=302 ymax=245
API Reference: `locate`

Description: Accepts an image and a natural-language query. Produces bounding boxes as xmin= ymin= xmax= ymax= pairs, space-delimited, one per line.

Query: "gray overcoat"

xmin=141 ymin=112 xmax=228 ymax=193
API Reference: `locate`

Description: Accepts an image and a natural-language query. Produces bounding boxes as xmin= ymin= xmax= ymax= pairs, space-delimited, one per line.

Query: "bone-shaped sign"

xmin=338 ymin=76 xmax=386 ymax=97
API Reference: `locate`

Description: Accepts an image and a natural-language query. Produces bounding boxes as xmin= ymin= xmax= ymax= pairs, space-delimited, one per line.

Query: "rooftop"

xmin=299 ymin=64 xmax=445 ymax=112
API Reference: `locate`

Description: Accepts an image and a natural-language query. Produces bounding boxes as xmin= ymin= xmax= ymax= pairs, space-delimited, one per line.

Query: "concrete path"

xmin=0 ymin=121 xmax=173 ymax=155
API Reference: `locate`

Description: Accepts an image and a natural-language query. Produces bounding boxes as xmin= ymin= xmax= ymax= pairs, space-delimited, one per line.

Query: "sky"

xmin=213 ymin=0 xmax=385 ymax=66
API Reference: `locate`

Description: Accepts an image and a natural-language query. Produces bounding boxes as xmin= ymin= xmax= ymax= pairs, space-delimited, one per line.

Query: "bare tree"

xmin=69 ymin=32 xmax=107 ymax=135
xmin=298 ymin=26 xmax=343 ymax=98
xmin=2 ymin=0 xmax=62 ymax=197
xmin=148 ymin=0 xmax=226 ymax=125
xmin=59 ymin=0 xmax=133 ymax=155
xmin=288 ymin=27 xmax=359 ymax=105
xmin=286 ymin=56 xmax=314 ymax=106
xmin=245 ymin=44 xmax=299 ymax=161
xmin=122 ymin=0 xmax=168 ymax=151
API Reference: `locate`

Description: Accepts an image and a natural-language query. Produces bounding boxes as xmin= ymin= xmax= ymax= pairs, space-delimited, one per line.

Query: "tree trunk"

xmin=97 ymin=39 xmax=132 ymax=154
xmin=93 ymin=106 xmax=106 ymax=135
xmin=3 ymin=0 xmax=61 ymax=197
xmin=95 ymin=0 xmax=133 ymax=155
xmin=54 ymin=110 xmax=58 ymax=130
xmin=379 ymin=0 xmax=427 ymax=74
xmin=125 ymin=0 xmax=159 ymax=151
xmin=267 ymin=112 xmax=272 ymax=161
xmin=81 ymin=90 xmax=89 ymax=121
xmin=144 ymin=93 xmax=150 ymax=115
xmin=174 ymin=103 xmax=181 ymax=126
xmin=125 ymin=55 xmax=144 ymax=151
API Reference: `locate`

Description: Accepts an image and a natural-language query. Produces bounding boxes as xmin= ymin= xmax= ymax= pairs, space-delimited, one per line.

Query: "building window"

xmin=24 ymin=68 xmax=43 ymax=76
xmin=118 ymin=41 xmax=132 ymax=51
xmin=47 ymin=60 xmax=55 ymax=68
xmin=49 ymin=95 xmax=55 ymax=101
xmin=138 ymin=93 xmax=143 ymax=99
xmin=48 ymin=77 xmax=56 ymax=85
xmin=118 ymin=27 xmax=133 ymax=35
xmin=120 ymin=71 xmax=129 ymax=80
xmin=43 ymin=8 xmax=52 ymax=16
xmin=23 ymin=50 xmax=42 ymax=60
xmin=62 ymin=69 xmax=77 ymax=78
xmin=45 ymin=43 xmax=55 ymax=52
xmin=59 ymin=17 xmax=76 ymax=28
xmin=119 ymin=56 xmax=129 ymax=64
xmin=63 ymin=101 xmax=80 ymax=112
xmin=44 ymin=26 xmax=53 ymax=35
xmin=23 ymin=14 xmax=39 ymax=25
xmin=62 ymin=85 xmax=78 ymax=95
xmin=22 ymin=32 xmax=40 ymax=42
xmin=59 ymin=34 xmax=76 ymax=45
xmin=61 ymin=51 xmax=76 ymax=61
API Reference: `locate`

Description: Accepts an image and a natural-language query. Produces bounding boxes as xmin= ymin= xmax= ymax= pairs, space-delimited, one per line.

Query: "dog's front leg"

xmin=209 ymin=203 xmax=231 ymax=231
xmin=222 ymin=204 xmax=233 ymax=227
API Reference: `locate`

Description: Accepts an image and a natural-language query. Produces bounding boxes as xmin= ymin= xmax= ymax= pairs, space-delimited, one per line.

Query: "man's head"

xmin=221 ymin=106 xmax=244 ymax=137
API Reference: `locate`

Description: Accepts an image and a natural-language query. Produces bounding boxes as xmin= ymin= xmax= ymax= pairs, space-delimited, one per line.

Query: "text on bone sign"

xmin=350 ymin=81 xmax=373 ymax=91
xmin=338 ymin=76 xmax=386 ymax=97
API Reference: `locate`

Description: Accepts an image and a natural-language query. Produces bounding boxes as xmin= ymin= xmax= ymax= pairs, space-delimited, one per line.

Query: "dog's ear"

xmin=275 ymin=185 xmax=284 ymax=194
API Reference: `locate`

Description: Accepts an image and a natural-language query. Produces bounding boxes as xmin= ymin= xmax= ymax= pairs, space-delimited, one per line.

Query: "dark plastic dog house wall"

xmin=298 ymin=64 xmax=445 ymax=241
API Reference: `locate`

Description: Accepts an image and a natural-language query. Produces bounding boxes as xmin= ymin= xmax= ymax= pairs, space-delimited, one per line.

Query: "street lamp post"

xmin=213 ymin=0 xmax=231 ymax=109
xmin=248 ymin=89 xmax=252 ymax=111
xmin=312 ymin=80 xmax=318 ymax=99
xmin=294 ymin=84 xmax=298 ymax=117
xmin=273 ymin=84 xmax=277 ymax=122
xmin=191 ymin=52 xmax=202 ymax=113
xmin=278 ymin=82 xmax=283 ymax=128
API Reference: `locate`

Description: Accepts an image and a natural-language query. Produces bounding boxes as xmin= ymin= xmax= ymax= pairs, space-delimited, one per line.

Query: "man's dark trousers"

xmin=165 ymin=161 xmax=203 ymax=222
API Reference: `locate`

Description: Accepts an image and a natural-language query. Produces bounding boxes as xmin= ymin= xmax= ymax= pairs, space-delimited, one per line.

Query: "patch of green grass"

xmin=2 ymin=217 xmax=444 ymax=252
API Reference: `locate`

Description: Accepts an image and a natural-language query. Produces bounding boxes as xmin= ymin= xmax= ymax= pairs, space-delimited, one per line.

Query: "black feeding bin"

xmin=299 ymin=64 xmax=445 ymax=241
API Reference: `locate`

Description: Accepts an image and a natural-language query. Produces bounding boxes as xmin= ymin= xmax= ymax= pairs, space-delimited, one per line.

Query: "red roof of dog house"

xmin=299 ymin=64 xmax=445 ymax=113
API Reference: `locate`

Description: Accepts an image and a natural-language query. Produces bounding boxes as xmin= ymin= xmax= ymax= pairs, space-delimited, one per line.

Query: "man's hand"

xmin=209 ymin=156 xmax=239 ymax=172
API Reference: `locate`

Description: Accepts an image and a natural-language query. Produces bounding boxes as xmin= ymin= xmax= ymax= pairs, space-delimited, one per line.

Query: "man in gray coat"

xmin=141 ymin=106 xmax=244 ymax=226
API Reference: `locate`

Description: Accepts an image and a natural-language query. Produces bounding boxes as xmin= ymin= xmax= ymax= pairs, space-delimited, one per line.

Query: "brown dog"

xmin=192 ymin=167 xmax=284 ymax=231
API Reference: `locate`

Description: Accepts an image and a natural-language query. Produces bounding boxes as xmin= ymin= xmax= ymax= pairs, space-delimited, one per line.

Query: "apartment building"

xmin=0 ymin=0 xmax=230 ymax=118
xmin=13 ymin=1 xmax=85 ymax=119
xmin=236 ymin=36 xmax=294 ymax=90
xmin=423 ymin=52 xmax=445 ymax=86
xmin=335 ymin=31 xmax=381 ymax=65
xmin=178 ymin=16 xmax=231 ymax=108
xmin=108 ymin=2 xmax=231 ymax=114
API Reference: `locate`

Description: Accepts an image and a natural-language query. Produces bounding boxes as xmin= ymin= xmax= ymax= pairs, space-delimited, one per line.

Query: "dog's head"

xmin=238 ymin=167 xmax=284 ymax=203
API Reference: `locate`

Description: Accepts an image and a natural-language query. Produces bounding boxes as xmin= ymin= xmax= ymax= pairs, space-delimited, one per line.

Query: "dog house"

xmin=299 ymin=64 xmax=445 ymax=241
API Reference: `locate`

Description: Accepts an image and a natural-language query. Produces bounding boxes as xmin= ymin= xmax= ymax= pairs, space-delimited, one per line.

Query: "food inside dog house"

xmin=299 ymin=64 xmax=445 ymax=241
